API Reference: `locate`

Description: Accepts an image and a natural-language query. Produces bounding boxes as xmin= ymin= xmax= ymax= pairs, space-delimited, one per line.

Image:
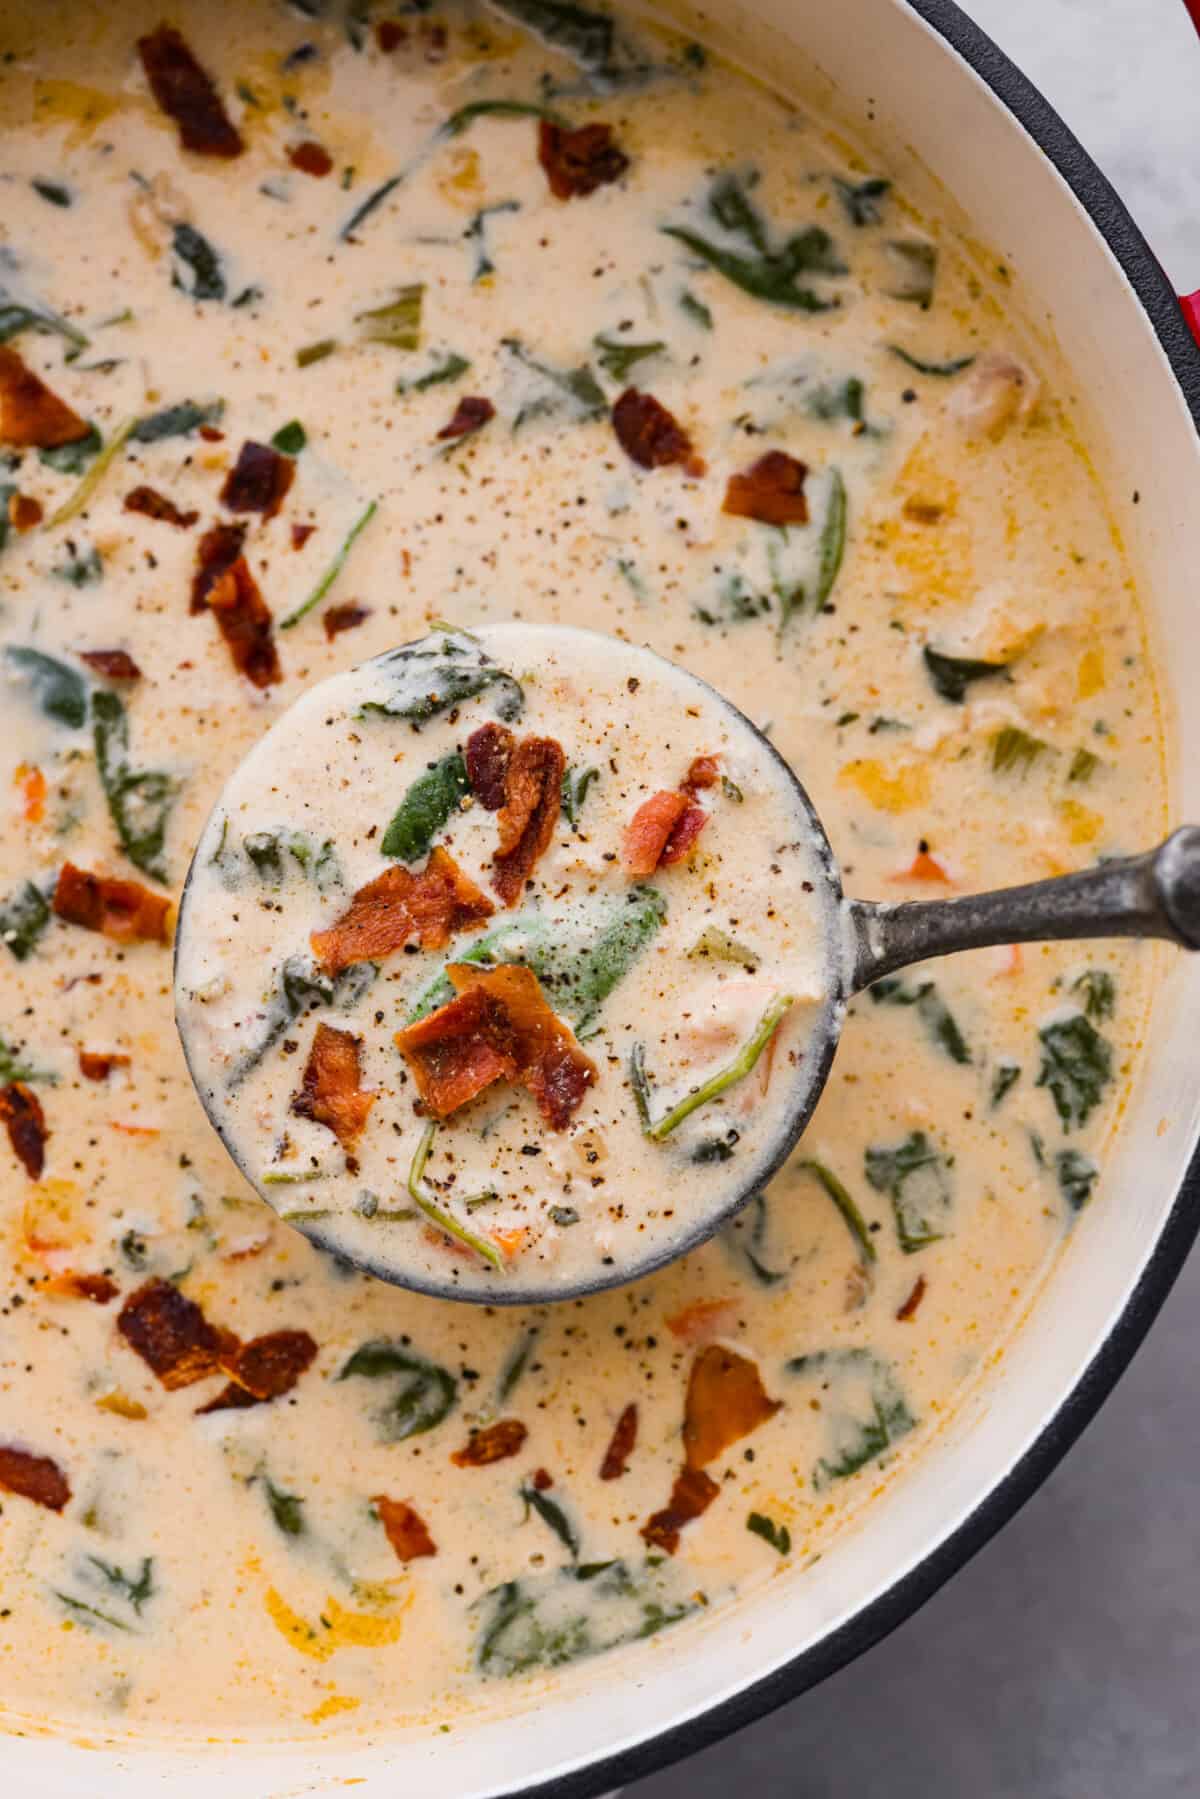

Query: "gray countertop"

xmin=631 ymin=5 xmax=1200 ymax=1795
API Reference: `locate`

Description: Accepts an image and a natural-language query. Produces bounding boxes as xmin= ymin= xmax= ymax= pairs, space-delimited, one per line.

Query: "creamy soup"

xmin=0 ymin=0 xmax=1165 ymax=1749
xmin=175 ymin=622 xmax=837 ymax=1294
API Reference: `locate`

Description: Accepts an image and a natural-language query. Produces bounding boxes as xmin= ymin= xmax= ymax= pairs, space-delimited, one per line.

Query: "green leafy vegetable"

xmin=263 ymin=1477 xmax=305 ymax=1537
xmin=679 ymin=289 xmax=713 ymax=329
xmin=489 ymin=0 xmax=640 ymax=88
xmin=84 ymin=1555 xmax=154 ymax=1614
xmin=47 ymin=416 xmax=135 ymax=528
xmin=990 ymin=1060 xmax=1021 ymax=1108
xmin=32 ymin=179 xmax=72 ymax=207
xmin=922 ymin=645 xmax=1009 ymax=704
xmin=228 ymin=955 xmax=375 ymax=1086
xmin=561 ymin=765 xmax=599 ymax=832
xmin=498 ymin=1327 xmax=540 ymax=1402
xmin=885 ymin=239 xmax=938 ymax=308
xmin=1071 ymin=968 xmax=1115 ymax=1021
xmin=39 ymin=424 xmax=101 ymax=474
xmin=130 ymin=399 xmax=225 ymax=443
xmin=593 ymin=334 xmax=665 ymax=382
xmin=785 ymin=1347 xmax=915 ymax=1487
xmin=869 ymin=976 xmax=971 ymax=1065
xmin=864 ymin=1129 xmax=952 ymax=1253
xmin=440 ymin=98 xmax=566 ymax=138
xmin=746 ymin=1512 xmax=790 ymax=1554
xmin=465 ymin=201 xmax=521 ymax=281
xmin=521 ymin=1482 xmax=580 ymax=1557
xmin=1055 ymin=1147 xmax=1098 ymax=1214
xmin=53 ymin=544 xmax=103 ymax=587
xmin=799 ymin=1159 xmax=876 ymax=1266
xmin=271 ymin=420 xmax=307 ymax=455
xmin=719 ymin=1190 xmax=787 ymax=1285
xmin=1037 ymin=1012 xmax=1112 ymax=1131
xmin=241 ymin=828 xmax=341 ymax=892
xmin=54 ymin=1592 xmax=131 ymax=1634
xmin=381 ymin=752 xmax=470 ymax=861
xmin=687 ymin=927 xmax=758 ymax=969
xmin=662 ymin=171 xmax=847 ymax=313
xmin=338 ymin=1336 xmax=459 ymax=1441
xmin=888 ymin=345 xmax=975 ymax=378
xmin=503 ymin=337 xmax=606 ymax=429
xmin=0 ymin=1035 xmax=56 ymax=1084
xmin=1068 ymin=746 xmax=1100 ymax=784
xmin=991 ymin=726 xmax=1048 ymax=776
xmin=476 ymin=1560 xmax=694 ymax=1677
xmin=813 ymin=467 xmax=846 ymax=611
xmin=171 ymin=223 xmax=226 ymax=302
xmin=340 ymin=173 xmax=407 ymax=241
xmin=806 ymin=375 xmax=869 ymax=426
xmin=297 ymin=338 xmax=338 ymax=367
xmin=631 ymin=993 xmax=794 ymax=1140
xmin=357 ymin=628 xmax=524 ymax=725
xmin=397 ymin=352 xmax=471 ymax=394
xmin=0 ymin=881 xmax=50 ymax=961
xmin=0 ymin=290 xmax=89 ymax=355
xmin=355 ymin=284 xmax=424 ymax=350
xmin=549 ymin=1205 xmax=579 ymax=1226
xmin=5 ymin=646 xmax=87 ymax=727
xmin=279 ymin=501 xmax=377 ymax=629
xmin=92 ymin=689 xmax=178 ymax=881
xmin=833 ymin=175 xmax=890 ymax=226
xmin=407 ymin=1121 xmax=505 ymax=1270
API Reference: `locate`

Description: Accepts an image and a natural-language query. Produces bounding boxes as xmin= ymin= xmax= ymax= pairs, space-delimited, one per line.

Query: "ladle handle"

xmin=847 ymin=827 xmax=1200 ymax=992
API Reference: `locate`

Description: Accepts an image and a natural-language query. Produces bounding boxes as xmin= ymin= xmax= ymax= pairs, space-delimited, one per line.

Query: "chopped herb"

xmin=799 ymin=1159 xmax=876 ymax=1265
xmin=271 ymin=420 xmax=307 ymax=455
xmin=0 ymin=291 xmax=89 ymax=355
xmin=632 ymin=993 xmax=794 ymax=1140
xmin=338 ymin=1336 xmax=459 ymax=1441
xmin=498 ymin=1327 xmax=540 ymax=1402
xmin=521 ymin=1482 xmax=580 ymax=1557
xmin=0 ymin=881 xmax=51 ymax=961
xmin=92 ymin=689 xmax=178 ymax=881
xmin=355 ymin=284 xmax=424 ymax=351
xmin=339 ymin=172 xmax=406 ymax=241
xmin=440 ymin=98 xmax=566 ymax=137
xmin=679 ymin=289 xmax=713 ymax=329
xmin=358 ymin=628 xmax=524 ymax=725
xmin=503 ymin=336 xmax=605 ymax=428
xmin=84 ymin=1555 xmax=154 ymax=1614
xmin=869 ymin=975 xmax=971 ymax=1064
xmin=990 ymin=1060 xmax=1021 ymax=1107
xmin=32 ymin=179 xmax=72 ymax=208
xmin=561 ymin=764 xmax=599 ymax=831
xmin=171 ymin=223 xmax=227 ymax=302
xmin=663 ymin=169 xmax=847 ymax=314
xmin=381 ymin=751 xmax=470 ymax=861
xmin=1068 ymin=746 xmax=1100 ymax=784
xmin=719 ymin=1190 xmax=786 ymax=1286
xmin=39 ymin=424 xmax=102 ymax=474
xmin=279 ymin=501 xmax=377 ymax=630
xmin=814 ymin=466 xmax=846 ymax=611
xmin=465 ymin=202 xmax=521 ymax=282
xmin=691 ymin=1129 xmax=739 ymax=1163
xmin=888 ymin=345 xmax=975 ymax=378
xmin=593 ymin=334 xmax=665 ymax=382
xmin=54 ymin=1592 xmax=131 ymax=1634
xmin=833 ymin=175 xmax=890 ymax=226
xmin=489 ymin=0 xmax=633 ymax=87
xmin=807 ymin=375 xmax=869 ymax=426
xmin=130 ymin=399 xmax=225 ymax=443
xmin=1037 ymin=1012 xmax=1112 ymax=1131
xmin=885 ymin=239 xmax=938 ymax=308
xmin=1055 ymin=1147 xmax=1099 ymax=1214
xmin=864 ymin=1129 xmax=952 ymax=1253
xmin=1072 ymin=968 xmax=1116 ymax=1021
xmin=53 ymin=543 xmax=103 ymax=587
xmin=47 ymin=417 xmax=136 ymax=528
xmin=687 ymin=926 xmax=757 ymax=969
xmin=241 ymin=828 xmax=341 ymax=892
xmin=991 ymin=726 xmax=1048 ymax=776
xmin=785 ymin=1347 xmax=915 ymax=1486
xmin=296 ymin=338 xmax=338 ymax=367
xmin=746 ymin=1512 xmax=790 ymax=1554
xmin=5 ymin=646 xmax=88 ymax=728
xmin=407 ymin=1121 xmax=505 ymax=1270
xmin=397 ymin=352 xmax=471 ymax=394
xmin=923 ymin=645 xmax=1009 ymax=704
xmin=263 ymin=1477 xmax=305 ymax=1537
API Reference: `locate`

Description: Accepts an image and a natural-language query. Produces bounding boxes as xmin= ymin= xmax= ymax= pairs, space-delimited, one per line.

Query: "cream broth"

xmin=0 ymin=0 xmax=1165 ymax=1748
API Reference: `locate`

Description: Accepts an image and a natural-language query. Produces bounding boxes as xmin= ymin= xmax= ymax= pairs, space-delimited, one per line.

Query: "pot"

xmin=9 ymin=1 xmax=1200 ymax=1794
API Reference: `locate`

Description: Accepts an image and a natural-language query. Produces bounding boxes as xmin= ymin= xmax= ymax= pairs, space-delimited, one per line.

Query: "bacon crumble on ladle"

xmin=492 ymin=734 xmax=565 ymax=905
xmin=537 ymin=120 xmax=630 ymax=200
xmin=53 ymin=863 xmax=172 ymax=943
xmin=621 ymin=752 xmax=722 ymax=877
xmin=290 ymin=1022 xmax=375 ymax=1150
xmin=465 ymin=721 xmax=514 ymax=811
xmin=0 ymin=346 xmax=90 ymax=449
xmin=311 ymin=848 xmax=494 ymax=975
xmin=137 ymin=23 xmax=245 ymax=159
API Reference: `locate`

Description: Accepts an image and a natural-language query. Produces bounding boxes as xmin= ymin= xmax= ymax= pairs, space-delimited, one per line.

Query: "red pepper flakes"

xmin=137 ymin=24 xmax=244 ymax=159
xmin=0 ymin=1444 xmax=70 ymax=1512
xmin=450 ymin=1418 xmax=528 ymax=1467
xmin=8 ymin=492 xmax=43 ymax=531
xmin=191 ymin=521 xmax=247 ymax=614
xmin=47 ymin=1271 xmax=119 ymax=1304
xmin=375 ymin=18 xmax=408 ymax=50
xmin=78 ymin=649 xmax=143 ymax=681
xmin=117 ymin=1279 xmax=240 ymax=1391
xmin=53 ymin=863 xmax=172 ymax=944
xmin=599 ymin=1402 xmax=637 ymax=1480
xmin=492 ymin=734 xmax=565 ymax=906
xmin=288 ymin=140 xmax=334 ymax=178
xmin=896 ymin=1274 xmax=928 ymax=1321
xmin=220 ymin=441 xmax=295 ymax=521
xmin=291 ymin=521 xmax=317 ymax=552
xmin=0 ymin=1082 xmax=47 ymax=1179
xmin=311 ymin=848 xmax=494 ymax=975
xmin=612 ymin=388 xmax=705 ymax=477
xmin=124 ymin=484 xmax=199 ymax=530
xmin=374 ymin=1495 xmax=437 ymax=1562
xmin=641 ymin=1466 xmax=720 ymax=1555
xmin=290 ymin=1022 xmax=375 ymax=1149
xmin=465 ymin=721 xmax=515 ymax=811
xmin=538 ymin=119 xmax=630 ymax=200
xmin=201 ymin=551 xmax=282 ymax=688
xmin=0 ymin=346 xmax=90 ymax=449
xmin=641 ymin=1346 xmax=781 ymax=1554
xmin=436 ymin=395 xmax=494 ymax=441
xmin=78 ymin=1048 xmax=131 ymax=1081
xmin=722 ymin=450 xmax=809 ymax=527
xmin=323 ymin=602 xmax=371 ymax=640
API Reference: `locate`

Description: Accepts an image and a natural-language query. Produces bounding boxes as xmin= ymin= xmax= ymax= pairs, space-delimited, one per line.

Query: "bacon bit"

xmin=423 ymin=22 xmax=448 ymax=61
xmin=96 ymin=1391 xmax=147 ymax=1420
xmin=450 ymin=964 xmax=596 ymax=1129
xmin=291 ymin=521 xmax=317 ymax=552
xmin=191 ymin=521 xmax=246 ymax=614
xmin=290 ymin=1022 xmax=375 ymax=1150
xmin=312 ymin=848 xmax=494 ymax=975
xmin=666 ymin=1298 xmax=739 ymax=1345
xmin=78 ymin=649 xmax=143 ymax=680
xmin=288 ymin=140 xmax=334 ymax=178
xmin=0 ymin=1083 xmax=47 ymax=1179
xmin=394 ymin=986 xmax=519 ymax=1116
xmin=0 ymin=346 xmax=89 ymax=449
xmin=198 ymin=424 xmax=224 ymax=442
xmin=78 ymin=1049 xmax=131 ymax=1081
xmin=8 ymin=491 xmax=43 ymax=531
xmin=0 ymin=1444 xmax=70 ymax=1512
xmin=202 ymin=552 xmax=282 ymax=688
xmin=117 ymin=1280 xmax=240 ymax=1390
xmin=436 ymin=395 xmax=494 ymax=441
xmin=220 ymin=441 xmax=295 ymax=521
xmin=896 ymin=1274 xmax=927 ymax=1321
xmin=892 ymin=847 xmax=953 ymax=885
xmin=110 ymin=1120 xmax=160 ymax=1138
xmin=47 ymin=1271 xmax=118 ymax=1304
xmin=124 ymin=485 xmax=199 ymax=530
xmin=722 ymin=450 xmax=809 ymax=527
xmin=466 ymin=722 xmax=515 ymax=811
xmin=641 ymin=1465 xmax=720 ymax=1555
xmin=659 ymin=802 xmax=708 ymax=867
xmin=493 ymin=734 xmax=566 ymax=905
xmin=682 ymin=754 xmax=720 ymax=793
xmin=450 ymin=1419 xmax=528 ymax=1467
xmin=374 ymin=1495 xmax=437 ymax=1562
xmin=228 ymin=1329 xmax=318 ymax=1401
xmin=375 ymin=19 xmax=408 ymax=50
xmin=16 ymin=763 xmax=46 ymax=824
xmin=612 ymin=388 xmax=705 ymax=477
xmin=53 ymin=863 xmax=172 ymax=944
xmin=323 ymin=602 xmax=370 ymax=640
xmin=682 ymin=1343 xmax=781 ymax=1471
xmin=599 ymin=1402 xmax=637 ymax=1480
xmin=622 ymin=790 xmax=690 ymax=876
xmin=538 ymin=119 xmax=630 ymax=201
xmin=137 ymin=24 xmax=244 ymax=159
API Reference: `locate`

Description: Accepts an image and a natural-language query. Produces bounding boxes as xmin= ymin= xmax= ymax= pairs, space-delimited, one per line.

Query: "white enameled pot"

xmin=9 ymin=2 xmax=1200 ymax=1794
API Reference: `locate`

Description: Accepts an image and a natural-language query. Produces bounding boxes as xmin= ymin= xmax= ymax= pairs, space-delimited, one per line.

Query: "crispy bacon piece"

xmin=394 ymin=986 xmax=518 ymax=1117
xmin=288 ymin=140 xmax=333 ymax=178
xmin=124 ymin=485 xmax=198 ymax=530
xmin=622 ymin=790 xmax=690 ymax=876
xmin=291 ymin=521 xmax=316 ymax=552
xmin=722 ymin=450 xmax=809 ymax=527
xmin=641 ymin=1465 xmax=720 ymax=1555
xmin=0 ymin=346 xmax=89 ymax=449
xmin=220 ymin=441 xmax=295 ymax=521
xmin=683 ymin=1344 xmax=781 ymax=1471
xmin=191 ymin=521 xmax=246 ymax=614
xmin=137 ymin=24 xmax=244 ymax=159
xmin=0 ymin=1444 xmax=70 ymax=1512
xmin=375 ymin=19 xmax=408 ymax=50
xmin=202 ymin=552 xmax=282 ymax=688
xmin=312 ymin=848 xmax=493 ymax=975
xmin=612 ymin=388 xmax=705 ymax=477
xmin=9 ymin=492 xmax=43 ymax=531
xmin=659 ymin=803 xmax=707 ymax=866
xmin=78 ymin=649 xmax=142 ymax=680
xmin=54 ymin=863 xmax=172 ymax=944
xmin=599 ymin=1402 xmax=637 ymax=1481
xmin=538 ymin=119 xmax=630 ymax=200
xmin=375 ymin=1495 xmax=437 ymax=1561
xmin=896 ymin=1274 xmax=928 ymax=1321
xmin=78 ymin=1049 xmax=131 ymax=1081
xmin=323 ymin=602 xmax=371 ymax=641
xmin=466 ymin=722 xmax=514 ymax=811
xmin=682 ymin=754 xmax=721 ymax=793
xmin=436 ymin=396 xmax=494 ymax=441
xmin=117 ymin=1279 xmax=239 ymax=1391
xmin=0 ymin=1082 xmax=47 ymax=1179
xmin=450 ymin=1419 xmax=528 ymax=1467
xmin=290 ymin=1022 xmax=375 ymax=1149
xmin=493 ymin=735 xmax=565 ymax=906
xmin=197 ymin=1328 xmax=319 ymax=1412
xmin=47 ymin=1271 xmax=119 ymax=1303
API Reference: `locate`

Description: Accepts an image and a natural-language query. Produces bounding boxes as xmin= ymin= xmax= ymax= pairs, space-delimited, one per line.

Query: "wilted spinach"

xmin=338 ymin=1339 xmax=458 ymax=1442
xmin=92 ymin=689 xmax=179 ymax=881
xmin=864 ymin=1129 xmax=953 ymax=1253
xmin=381 ymin=751 xmax=470 ymax=861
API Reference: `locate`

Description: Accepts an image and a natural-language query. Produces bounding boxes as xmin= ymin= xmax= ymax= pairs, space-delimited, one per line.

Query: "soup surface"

xmin=0 ymin=0 xmax=1165 ymax=1748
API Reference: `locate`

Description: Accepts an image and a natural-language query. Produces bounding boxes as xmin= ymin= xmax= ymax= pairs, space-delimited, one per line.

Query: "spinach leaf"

xmin=340 ymin=173 xmax=407 ymax=241
xmin=53 ymin=543 xmax=103 ymax=586
xmin=39 ymin=424 xmax=102 ymax=474
xmin=991 ymin=726 xmax=1048 ymax=775
xmin=0 ymin=1035 xmax=55 ymax=1084
xmin=357 ymin=629 xmax=525 ymax=725
xmin=130 ymin=399 xmax=225 ymax=443
xmin=0 ymin=880 xmax=51 ymax=961
xmin=990 ymin=1059 xmax=1021 ymax=1108
xmin=593 ymin=334 xmax=665 ymax=382
xmin=869 ymin=975 xmax=971 ymax=1064
xmin=397 ymin=352 xmax=471 ymax=395
xmin=806 ymin=375 xmax=870 ymax=426
xmin=271 ymin=420 xmax=307 ymax=455
xmin=814 ymin=467 xmax=846 ymax=612
xmin=338 ymin=1339 xmax=458 ymax=1442
xmin=489 ymin=0 xmax=641 ymax=88
xmin=679 ymin=289 xmax=712 ymax=330
xmin=833 ymin=175 xmax=890 ymax=226
xmin=297 ymin=338 xmax=338 ymax=367
xmin=922 ymin=645 xmax=1009 ymax=704
xmin=92 ymin=689 xmax=178 ymax=881
xmin=1055 ymin=1147 xmax=1099 ymax=1214
xmin=888 ymin=345 xmax=975 ymax=378
xmin=498 ymin=1326 xmax=540 ymax=1402
xmin=1071 ymin=968 xmax=1115 ymax=1022
xmin=695 ymin=571 xmax=772 ymax=627
xmin=1036 ymin=1012 xmax=1112 ymax=1131
xmin=355 ymin=284 xmax=424 ymax=350
xmin=475 ymin=1559 xmax=694 ymax=1677
xmin=662 ymin=171 xmax=847 ymax=313
xmin=785 ymin=1347 xmax=915 ymax=1487
xmin=521 ymin=1482 xmax=580 ymax=1557
xmin=0 ymin=290 xmax=89 ymax=355
xmin=242 ymin=829 xmax=342 ymax=892
xmin=381 ymin=752 xmax=470 ymax=861
xmin=5 ymin=646 xmax=87 ymax=727
xmin=263 ymin=1476 xmax=305 ymax=1537
xmin=799 ymin=1159 xmax=876 ymax=1266
xmin=561 ymin=764 xmax=599 ymax=831
xmin=885 ymin=239 xmax=938 ymax=308
xmin=54 ymin=1592 xmax=131 ymax=1635
xmin=83 ymin=1555 xmax=154 ymax=1614
xmin=227 ymin=954 xmax=375 ymax=1086
xmin=720 ymin=1190 xmax=787 ymax=1286
xmin=279 ymin=501 xmax=377 ymax=630
xmin=171 ymin=223 xmax=227 ymax=302
xmin=440 ymin=98 xmax=565 ymax=137
xmin=502 ymin=337 xmax=605 ymax=429
xmin=746 ymin=1512 xmax=790 ymax=1554
xmin=864 ymin=1129 xmax=952 ymax=1252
